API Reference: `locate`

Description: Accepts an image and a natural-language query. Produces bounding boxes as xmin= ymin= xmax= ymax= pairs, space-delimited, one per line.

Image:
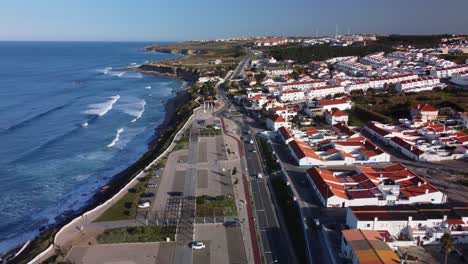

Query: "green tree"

xmin=255 ymin=72 xmax=267 ymax=84
xmin=441 ymin=233 xmax=456 ymax=264
xmin=366 ymin=88 xmax=376 ymax=97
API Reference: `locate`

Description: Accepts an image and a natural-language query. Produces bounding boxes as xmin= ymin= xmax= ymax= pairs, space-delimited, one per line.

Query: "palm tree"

xmin=441 ymin=233 xmax=456 ymax=264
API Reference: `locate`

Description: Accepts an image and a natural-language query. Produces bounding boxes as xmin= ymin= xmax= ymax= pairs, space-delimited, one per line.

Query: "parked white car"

xmin=138 ymin=200 xmax=151 ymax=208
xmin=190 ymin=241 xmax=206 ymax=250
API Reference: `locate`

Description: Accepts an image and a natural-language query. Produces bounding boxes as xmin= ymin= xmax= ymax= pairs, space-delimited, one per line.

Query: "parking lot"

xmin=193 ymin=224 xmax=247 ymax=264
xmin=65 ymin=242 xmax=176 ymax=264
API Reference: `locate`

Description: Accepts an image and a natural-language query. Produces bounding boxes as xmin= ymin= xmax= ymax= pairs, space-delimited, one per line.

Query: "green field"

xmin=351 ymin=88 xmax=468 ymax=122
xmin=196 ymin=195 xmax=237 ymax=217
xmin=97 ymin=226 xmax=176 ymax=244
xmin=95 ymin=177 xmax=149 ymax=222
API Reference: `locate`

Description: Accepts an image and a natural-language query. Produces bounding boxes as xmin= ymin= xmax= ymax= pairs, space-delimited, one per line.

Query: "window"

xmin=367 ymin=224 xmax=371 ymax=227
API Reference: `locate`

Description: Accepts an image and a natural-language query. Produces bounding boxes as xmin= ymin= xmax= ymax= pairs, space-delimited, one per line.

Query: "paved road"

xmin=218 ymin=86 xmax=297 ymax=263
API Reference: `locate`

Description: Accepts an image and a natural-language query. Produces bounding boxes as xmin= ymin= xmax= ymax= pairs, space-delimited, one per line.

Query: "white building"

xmin=346 ymin=204 xmax=468 ymax=246
xmin=279 ymin=90 xmax=305 ymax=102
xmin=306 ymin=163 xmax=445 ymax=208
xmin=306 ymin=85 xmax=345 ymax=100
xmin=279 ymin=80 xmax=328 ymax=91
xmin=410 ymin=104 xmax=439 ymax=122
xmin=430 ymin=64 xmax=468 ymax=78
xmin=368 ymin=74 xmax=418 ymax=89
xmin=325 ymin=109 xmax=349 ymax=125
xmin=346 ymin=82 xmax=370 ymax=93
xmin=266 ymin=114 xmax=290 ymax=131
xmin=396 ymin=77 xmax=441 ymax=93
xmin=265 ymin=68 xmax=293 ymax=76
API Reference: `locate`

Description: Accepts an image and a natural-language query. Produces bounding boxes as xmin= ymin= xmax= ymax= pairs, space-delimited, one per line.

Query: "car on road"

xmin=146 ymin=183 xmax=158 ymax=188
xmin=138 ymin=200 xmax=151 ymax=208
xmin=251 ymin=149 xmax=257 ymax=153
xmin=223 ymin=221 xmax=241 ymax=228
xmin=190 ymin=241 xmax=206 ymax=250
xmin=257 ymin=173 xmax=263 ymax=179
xmin=312 ymin=218 xmax=321 ymax=229
xmin=140 ymin=192 xmax=155 ymax=198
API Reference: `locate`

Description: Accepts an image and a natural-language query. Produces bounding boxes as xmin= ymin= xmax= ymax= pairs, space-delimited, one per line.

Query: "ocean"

xmin=0 ymin=42 xmax=184 ymax=253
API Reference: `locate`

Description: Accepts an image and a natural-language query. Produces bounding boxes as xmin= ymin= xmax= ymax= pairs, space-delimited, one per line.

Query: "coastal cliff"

xmin=144 ymin=46 xmax=208 ymax=55
xmin=137 ymin=63 xmax=200 ymax=82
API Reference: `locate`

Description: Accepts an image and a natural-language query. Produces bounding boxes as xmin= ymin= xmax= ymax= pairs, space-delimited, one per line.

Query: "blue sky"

xmin=1 ymin=0 xmax=467 ymax=41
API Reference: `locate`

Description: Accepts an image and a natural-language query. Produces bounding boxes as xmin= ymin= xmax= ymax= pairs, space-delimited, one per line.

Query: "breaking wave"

xmin=116 ymin=98 xmax=146 ymax=122
xmin=107 ymin=128 xmax=124 ymax=147
xmin=83 ymin=95 xmax=120 ymax=117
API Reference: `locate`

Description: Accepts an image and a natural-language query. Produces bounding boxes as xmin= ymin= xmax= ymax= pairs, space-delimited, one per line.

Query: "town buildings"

xmin=341 ymin=229 xmax=401 ymax=264
xmin=346 ymin=204 xmax=468 ymax=246
xmin=307 ymin=163 xmax=445 ymax=208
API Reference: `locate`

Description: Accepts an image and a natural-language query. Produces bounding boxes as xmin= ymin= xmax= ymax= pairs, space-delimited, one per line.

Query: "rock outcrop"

xmin=144 ymin=46 xmax=208 ymax=55
xmin=137 ymin=63 xmax=200 ymax=82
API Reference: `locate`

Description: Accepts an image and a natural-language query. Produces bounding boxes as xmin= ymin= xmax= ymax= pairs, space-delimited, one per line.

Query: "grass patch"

xmin=97 ymin=225 xmax=176 ymax=244
xmin=271 ymin=176 xmax=308 ymax=263
xmin=346 ymin=109 xmax=367 ymax=128
xmin=174 ymin=136 xmax=190 ymax=150
xmin=196 ymin=195 xmax=237 ymax=217
xmin=95 ymin=177 xmax=149 ymax=222
xmin=256 ymin=136 xmax=281 ymax=174
xmin=351 ymin=89 xmax=468 ymax=122
xmin=200 ymin=128 xmax=222 ymax=137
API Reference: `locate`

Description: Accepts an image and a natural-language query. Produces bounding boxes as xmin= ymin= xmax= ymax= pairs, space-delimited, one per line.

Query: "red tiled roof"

xmin=390 ymin=137 xmax=423 ymax=156
xmin=288 ymin=140 xmax=321 ymax=160
xmin=316 ymin=97 xmax=351 ymax=106
xmin=278 ymin=126 xmax=294 ymax=140
xmin=331 ymin=109 xmax=348 ymax=117
xmin=305 ymin=127 xmax=319 ymax=135
xmin=269 ymin=114 xmax=286 ymax=123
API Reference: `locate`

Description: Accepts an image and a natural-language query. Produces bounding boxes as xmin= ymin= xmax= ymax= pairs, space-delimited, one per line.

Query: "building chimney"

xmin=373 ymin=217 xmax=378 ymax=230
xmin=408 ymin=216 xmax=413 ymax=226
xmin=443 ymin=215 xmax=447 ymax=221
xmin=425 ymin=189 xmax=429 ymax=194
xmin=418 ymin=182 xmax=421 ymax=187
xmin=410 ymin=145 xmax=414 ymax=151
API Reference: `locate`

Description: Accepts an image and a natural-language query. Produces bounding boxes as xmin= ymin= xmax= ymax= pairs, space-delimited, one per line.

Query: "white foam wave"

xmin=131 ymin=101 xmax=146 ymax=122
xmin=84 ymin=95 xmax=120 ymax=117
xmin=107 ymin=71 xmax=126 ymax=77
xmin=81 ymin=122 xmax=88 ymax=128
xmin=117 ymin=98 xmax=146 ymax=122
xmin=96 ymin=67 xmax=113 ymax=74
xmin=145 ymin=85 xmax=152 ymax=90
xmin=107 ymin=128 xmax=124 ymax=147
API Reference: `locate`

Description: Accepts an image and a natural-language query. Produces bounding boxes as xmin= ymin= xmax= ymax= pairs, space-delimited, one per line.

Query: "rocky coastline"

xmin=137 ymin=63 xmax=200 ymax=82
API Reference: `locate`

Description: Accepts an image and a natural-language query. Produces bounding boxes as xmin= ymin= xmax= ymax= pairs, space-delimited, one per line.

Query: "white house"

xmin=346 ymin=204 xmax=468 ymax=246
xmin=279 ymin=90 xmax=305 ymax=102
xmin=266 ymin=114 xmax=290 ymax=131
xmin=325 ymin=109 xmax=349 ymax=125
xmin=306 ymin=163 xmax=445 ymax=208
xmin=396 ymin=77 xmax=441 ymax=93
xmin=410 ymin=104 xmax=438 ymax=122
